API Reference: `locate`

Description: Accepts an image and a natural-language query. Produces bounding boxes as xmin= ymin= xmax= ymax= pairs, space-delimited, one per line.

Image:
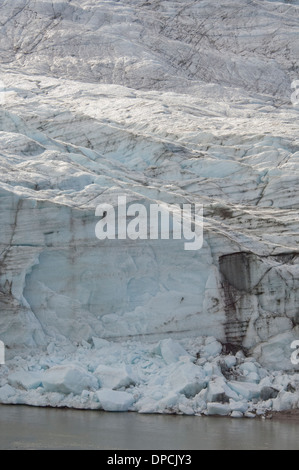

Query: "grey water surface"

xmin=0 ymin=405 xmax=298 ymax=450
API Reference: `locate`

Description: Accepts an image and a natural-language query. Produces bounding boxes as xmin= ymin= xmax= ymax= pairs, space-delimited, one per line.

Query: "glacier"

xmin=0 ymin=0 xmax=298 ymax=417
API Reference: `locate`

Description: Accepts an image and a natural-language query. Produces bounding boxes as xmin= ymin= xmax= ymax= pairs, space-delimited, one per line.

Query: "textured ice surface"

xmin=0 ymin=0 xmax=298 ymax=414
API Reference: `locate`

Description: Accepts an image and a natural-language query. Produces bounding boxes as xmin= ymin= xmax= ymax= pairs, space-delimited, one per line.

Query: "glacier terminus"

xmin=0 ymin=0 xmax=298 ymax=418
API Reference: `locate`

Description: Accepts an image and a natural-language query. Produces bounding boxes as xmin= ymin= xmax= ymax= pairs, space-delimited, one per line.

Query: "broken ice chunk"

xmin=42 ymin=365 xmax=98 ymax=395
xmin=8 ymin=371 xmax=43 ymax=390
xmin=154 ymin=338 xmax=192 ymax=364
xmin=96 ymin=389 xmax=135 ymax=412
xmin=94 ymin=364 xmax=137 ymax=390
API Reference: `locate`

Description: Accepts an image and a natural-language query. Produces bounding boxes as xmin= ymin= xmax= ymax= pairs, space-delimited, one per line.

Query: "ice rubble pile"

xmin=0 ymin=337 xmax=298 ymax=417
xmin=0 ymin=0 xmax=298 ymax=414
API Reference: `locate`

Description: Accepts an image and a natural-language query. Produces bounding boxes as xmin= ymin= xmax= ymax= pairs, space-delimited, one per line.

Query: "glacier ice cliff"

xmin=0 ymin=0 xmax=298 ymax=416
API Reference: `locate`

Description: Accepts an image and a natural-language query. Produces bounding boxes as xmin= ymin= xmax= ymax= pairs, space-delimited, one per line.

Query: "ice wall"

xmin=0 ymin=0 xmax=298 ymax=374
